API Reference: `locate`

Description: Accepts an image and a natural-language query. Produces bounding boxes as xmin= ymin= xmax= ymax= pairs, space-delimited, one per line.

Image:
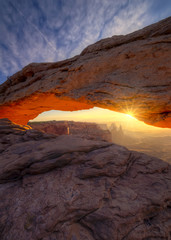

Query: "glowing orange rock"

xmin=0 ymin=17 xmax=171 ymax=127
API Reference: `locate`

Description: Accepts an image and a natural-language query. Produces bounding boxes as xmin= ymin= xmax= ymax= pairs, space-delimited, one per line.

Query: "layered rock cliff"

xmin=0 ymin=17 xmax=171 ymax=128
xmin=0 ymin=119 xmax=171 ymax=240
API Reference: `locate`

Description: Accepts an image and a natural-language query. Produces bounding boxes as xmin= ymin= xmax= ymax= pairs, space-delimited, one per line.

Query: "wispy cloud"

xmin=0 ymin=0 xmax=170 ymax=84
xmin=11 ymin=1 xmax=59 ymax=54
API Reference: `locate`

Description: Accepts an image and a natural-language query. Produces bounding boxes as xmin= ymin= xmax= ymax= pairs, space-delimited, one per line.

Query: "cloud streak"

xmin=0 ymin=0 xmax=170 ymax=84
xmin=9 ymin=1 xmax=58 ymax=54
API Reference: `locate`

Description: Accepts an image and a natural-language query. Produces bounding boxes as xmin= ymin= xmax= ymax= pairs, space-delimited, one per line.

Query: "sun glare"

xmin=126 ymin=113 xmax=135 ymax=119
xmin=125 ymin=110 xmax=136 ymax=119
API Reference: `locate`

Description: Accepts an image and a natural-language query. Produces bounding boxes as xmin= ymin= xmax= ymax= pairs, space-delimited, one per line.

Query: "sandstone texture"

xmin=0 ymin=17 xmax=171 ymax=127
xmin=29 ymin=121 xmax=112 ymax=142
xmin=0 ymin=119 xmax=171 ymax=240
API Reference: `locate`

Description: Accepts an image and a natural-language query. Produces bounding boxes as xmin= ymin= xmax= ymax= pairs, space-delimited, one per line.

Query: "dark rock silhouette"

xmin=0 ymin=119 xmax=171 ymax=239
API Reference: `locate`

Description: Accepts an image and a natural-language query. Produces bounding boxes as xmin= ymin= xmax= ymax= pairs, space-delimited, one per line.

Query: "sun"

xmin=121 ymin=99 xmax=139 ymax=121
xmin=125 ymin=112 xmax=136 ymax=119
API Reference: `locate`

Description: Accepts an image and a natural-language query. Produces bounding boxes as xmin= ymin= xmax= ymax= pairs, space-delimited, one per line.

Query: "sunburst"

xmin=121 ymin=99 xmax=139 ymax=120
xmin=125 ymin=112 xmax=135 ymax=119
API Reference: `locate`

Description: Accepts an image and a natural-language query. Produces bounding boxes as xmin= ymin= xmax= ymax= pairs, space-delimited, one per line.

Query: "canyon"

xmin=29 ymin=120 xmax=171 ymax=163
xmin=29 ymin=121 xmax=112 ymax=142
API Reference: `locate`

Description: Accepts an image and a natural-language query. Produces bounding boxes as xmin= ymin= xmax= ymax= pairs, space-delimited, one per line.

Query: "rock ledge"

xmin=0 ymin=119 xmax=171 ymax=239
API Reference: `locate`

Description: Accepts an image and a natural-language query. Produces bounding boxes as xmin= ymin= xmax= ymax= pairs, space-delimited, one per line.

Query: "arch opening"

xmin=29 ymin=107 xmax=171 ymax=163
xmin=30 ymin=107 xmax=171 ymax=133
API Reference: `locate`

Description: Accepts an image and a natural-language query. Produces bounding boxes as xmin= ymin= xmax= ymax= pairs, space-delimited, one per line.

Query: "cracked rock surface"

xmin=0 ymin=17 xmax=171 ymax=127
xmin=0 ymin=119 xmax=171 ymax=240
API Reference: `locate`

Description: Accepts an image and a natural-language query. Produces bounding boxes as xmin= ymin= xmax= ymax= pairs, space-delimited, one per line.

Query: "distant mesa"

xmin=0 ymin=17 xmax=171 ymax=128
xmin=29 ymin=121 xmax=112 ymax=142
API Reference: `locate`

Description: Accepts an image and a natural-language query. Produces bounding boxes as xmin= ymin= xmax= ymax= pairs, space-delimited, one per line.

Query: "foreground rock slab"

xmin=0 ymin=119 xmax=171 ymax=240
xmin=0 ymin=17 xmax=171 ymax=127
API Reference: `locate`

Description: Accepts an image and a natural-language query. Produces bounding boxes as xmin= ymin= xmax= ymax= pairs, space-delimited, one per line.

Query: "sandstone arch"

xmin=0 ymin=17 xmax=171 ymax=127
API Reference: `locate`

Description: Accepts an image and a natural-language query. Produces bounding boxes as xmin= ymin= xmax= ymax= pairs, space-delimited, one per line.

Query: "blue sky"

xmin=0 ymin=0 xmax=171 ymax=84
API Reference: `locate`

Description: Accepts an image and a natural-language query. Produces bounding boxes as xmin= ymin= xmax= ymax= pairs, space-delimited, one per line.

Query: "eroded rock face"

xmin=0 ymin=17 xmax=171 ymax=128
xmin=0 ymin=119 xmax=171 ymax=239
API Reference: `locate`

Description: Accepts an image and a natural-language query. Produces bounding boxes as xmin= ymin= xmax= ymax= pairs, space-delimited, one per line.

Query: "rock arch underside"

xmin=0 ymin=17 xmax=171 ymax=128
